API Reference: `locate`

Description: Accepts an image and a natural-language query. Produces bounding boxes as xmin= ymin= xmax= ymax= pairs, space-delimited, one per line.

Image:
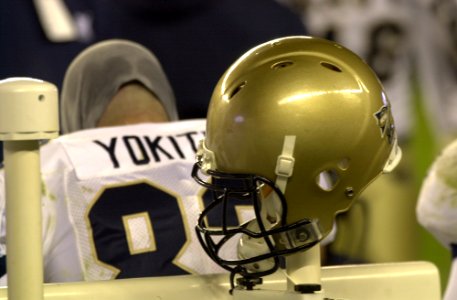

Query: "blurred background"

xmin=1 ymin=0 xmax=456 ymax=294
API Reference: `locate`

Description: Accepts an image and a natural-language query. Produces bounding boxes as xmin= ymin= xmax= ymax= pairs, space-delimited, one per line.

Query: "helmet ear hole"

xmin=316 ymin=169 xmax=340 ymax=191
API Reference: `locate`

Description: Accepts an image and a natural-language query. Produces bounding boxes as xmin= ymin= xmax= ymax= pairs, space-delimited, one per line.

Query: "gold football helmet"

xmin=192 ymin=36 xmax=401 ymax=280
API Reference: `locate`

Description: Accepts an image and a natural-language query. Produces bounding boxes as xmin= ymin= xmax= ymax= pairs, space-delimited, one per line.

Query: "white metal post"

xmin=285 ymin=244 xmax=322 ymax=292
xmin=4 ymin=140 xmax=42 ymax=300
xmin=0 ymin=78 xmax=59 ymax=300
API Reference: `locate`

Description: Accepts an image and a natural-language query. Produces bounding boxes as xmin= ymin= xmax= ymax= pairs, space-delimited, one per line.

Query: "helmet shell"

xmin=205 ymin=36 xmax=398 ymax=235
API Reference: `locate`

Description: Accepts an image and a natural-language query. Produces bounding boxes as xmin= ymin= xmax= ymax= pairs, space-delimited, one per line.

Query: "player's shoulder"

xmin=39 ymin=137 xmax=74 ymax=173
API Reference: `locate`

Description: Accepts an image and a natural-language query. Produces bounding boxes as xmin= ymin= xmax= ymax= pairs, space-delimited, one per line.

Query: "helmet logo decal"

xmin=374 ymin=104 xmax=394 ymax=144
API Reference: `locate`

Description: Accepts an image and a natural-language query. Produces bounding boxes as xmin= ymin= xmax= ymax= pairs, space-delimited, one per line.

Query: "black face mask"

xmin=191 ymin=162 xmax=323 ymax=290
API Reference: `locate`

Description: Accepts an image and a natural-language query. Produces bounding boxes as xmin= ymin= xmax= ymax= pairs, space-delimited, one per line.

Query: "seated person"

xmin=417 ymin=140 xmax=457 ymax=300
xmin=0 ymin=40 xmax=253 ymax=283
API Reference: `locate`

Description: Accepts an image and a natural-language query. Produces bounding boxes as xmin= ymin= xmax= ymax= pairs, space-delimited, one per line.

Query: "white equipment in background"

xmin=0 ymin=78 xmax=441 ymax=299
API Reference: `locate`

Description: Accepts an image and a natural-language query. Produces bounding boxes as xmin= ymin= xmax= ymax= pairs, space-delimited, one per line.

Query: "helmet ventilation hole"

xmin=271 ymin=60 xmax=294 ymax=70
xmin=316 ymin=169 xmax=340 ymax=191
xmin=228 ymin=81 xmax=247 ymax=99
xmin=320 ymin=61 xmax=342 ymax=73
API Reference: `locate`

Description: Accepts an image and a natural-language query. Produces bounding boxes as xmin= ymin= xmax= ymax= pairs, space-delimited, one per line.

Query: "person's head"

xmin=96 ymin=81 xmax=169 ymax=127
xmin=61 ymin=39 xmax=178 ymax=133
xmin=192 ymin=36 xmax=402 ymax=277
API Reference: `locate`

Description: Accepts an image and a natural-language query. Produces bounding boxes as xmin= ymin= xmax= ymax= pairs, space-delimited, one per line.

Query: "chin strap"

xmin=275 ymin=135 xmax=296 ymax=194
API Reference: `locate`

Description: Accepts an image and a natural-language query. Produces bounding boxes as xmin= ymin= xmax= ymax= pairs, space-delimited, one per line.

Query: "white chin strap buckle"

xmin=275 ymin=135 xmax=296 ymax=193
